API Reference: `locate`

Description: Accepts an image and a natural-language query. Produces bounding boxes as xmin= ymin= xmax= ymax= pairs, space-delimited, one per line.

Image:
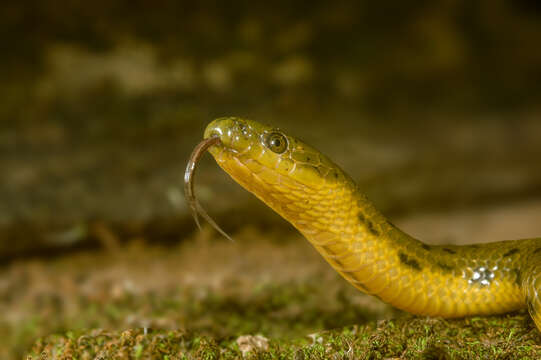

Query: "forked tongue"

xmin=184 ymin=136 xmax=233 ymax=241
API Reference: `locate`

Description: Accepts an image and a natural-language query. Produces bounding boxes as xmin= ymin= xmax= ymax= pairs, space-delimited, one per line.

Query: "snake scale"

xmin=185 ymin=117 xmax=541 ymax=331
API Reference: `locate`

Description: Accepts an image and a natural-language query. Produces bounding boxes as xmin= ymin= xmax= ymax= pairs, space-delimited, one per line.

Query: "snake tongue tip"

xmin=219 ymin=229 xmax=234 ymax=242
xmin=193 ymin=213 xmax=202 ymax=231
xmin=195 ymin=199 xmax=234 ymax=242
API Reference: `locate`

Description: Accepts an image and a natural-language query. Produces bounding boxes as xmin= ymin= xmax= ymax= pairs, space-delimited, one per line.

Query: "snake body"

xmin=189 ymin=117 xmax=541 ymax=331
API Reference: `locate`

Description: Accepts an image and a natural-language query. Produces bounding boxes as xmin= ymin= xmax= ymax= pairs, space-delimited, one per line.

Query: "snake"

xmin=185 ymin=117 xmax=541 ymax=331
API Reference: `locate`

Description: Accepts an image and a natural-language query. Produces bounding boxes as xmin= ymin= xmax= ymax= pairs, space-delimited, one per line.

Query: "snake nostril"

xmin=208 ymin=130 xmax=221 ymax=138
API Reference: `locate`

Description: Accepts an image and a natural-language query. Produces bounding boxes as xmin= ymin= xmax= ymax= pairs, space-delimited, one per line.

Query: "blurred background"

xmin=2 ymin=0 xmax=541 ymax=358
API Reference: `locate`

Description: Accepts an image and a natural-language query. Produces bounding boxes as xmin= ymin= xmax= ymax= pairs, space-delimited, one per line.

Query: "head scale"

xmin=203 ymin=117 xmax=355 ymax=226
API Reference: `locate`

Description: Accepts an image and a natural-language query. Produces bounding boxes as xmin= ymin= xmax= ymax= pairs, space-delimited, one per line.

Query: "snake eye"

xmin=264 ymin=132 xmax=288 ymax=154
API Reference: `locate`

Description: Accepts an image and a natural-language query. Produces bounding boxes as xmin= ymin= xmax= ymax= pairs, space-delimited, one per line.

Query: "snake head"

xmin=204 ymin=117 xmax=349 ymax=188
xmin=202 ymin=117 xmax=357 ymax=227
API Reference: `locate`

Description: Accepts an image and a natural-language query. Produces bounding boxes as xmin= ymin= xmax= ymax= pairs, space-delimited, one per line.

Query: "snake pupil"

xmin=265 ymin=132 xmax=288 ymax=154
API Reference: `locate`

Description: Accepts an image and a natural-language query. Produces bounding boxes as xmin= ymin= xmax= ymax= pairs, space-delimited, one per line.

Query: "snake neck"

xmin=211 ymin=145 xmax=525 ymax=318
xmin=274 ymin=173 xmax=416 ymax=292
xmin=290 ymin=183 xmax=525 ymax=318
xmin=292 ymin=184 xmax=419 ymax=293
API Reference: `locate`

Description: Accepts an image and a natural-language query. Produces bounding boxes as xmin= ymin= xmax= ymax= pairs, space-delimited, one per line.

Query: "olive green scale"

xmin=198 ymin=117 xmax=541 ymax=332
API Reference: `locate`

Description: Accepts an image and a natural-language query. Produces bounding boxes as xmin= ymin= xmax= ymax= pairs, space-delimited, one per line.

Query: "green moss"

xmin=26 ymin=313 xmax=541 ymax=359
xmin=7 ymin=239 xmax=541 ymax=359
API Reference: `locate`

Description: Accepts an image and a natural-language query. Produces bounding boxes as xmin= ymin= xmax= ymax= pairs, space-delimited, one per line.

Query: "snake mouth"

xmin=184 ymin=135 xmax=233 ymax=241
xmin=185 ymin=117 xmax=341 ymax=240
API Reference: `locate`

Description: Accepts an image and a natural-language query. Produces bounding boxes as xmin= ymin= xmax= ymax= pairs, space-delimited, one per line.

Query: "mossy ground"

xmin=1 ymin=224 xmax=539 ymax=359
xmin=27 ymin=314 xmax=541 ymax=359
